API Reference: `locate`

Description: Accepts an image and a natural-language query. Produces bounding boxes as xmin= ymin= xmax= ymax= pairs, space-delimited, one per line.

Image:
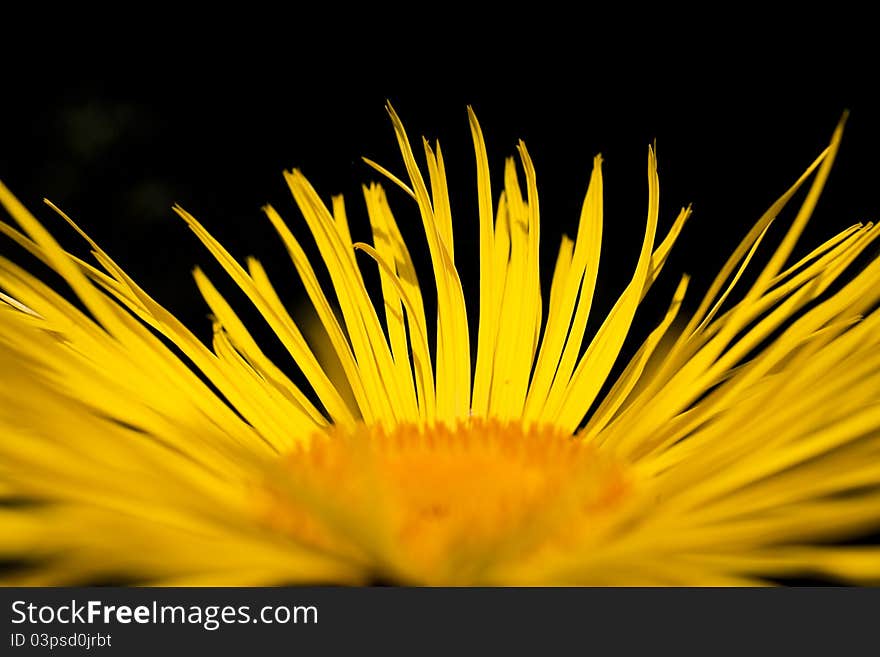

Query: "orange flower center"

xmin=262 ymin=419 xmax=634 ymax=584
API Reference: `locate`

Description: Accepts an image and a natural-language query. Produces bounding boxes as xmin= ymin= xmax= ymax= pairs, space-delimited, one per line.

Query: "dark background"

xmin=1 ymin=57 xmax=877 ymax=372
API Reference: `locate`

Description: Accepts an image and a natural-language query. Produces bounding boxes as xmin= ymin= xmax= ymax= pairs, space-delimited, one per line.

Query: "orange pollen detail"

xmin=260 ymin=419 xmax=634 ymax=583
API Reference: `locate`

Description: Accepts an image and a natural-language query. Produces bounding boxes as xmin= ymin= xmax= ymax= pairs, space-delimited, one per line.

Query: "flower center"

xmin=262 ymin=419 xmax=634 ymax=584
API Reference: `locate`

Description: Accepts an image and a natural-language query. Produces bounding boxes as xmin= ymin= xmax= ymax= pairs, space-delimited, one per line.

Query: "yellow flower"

xmin=1 ymin=105 xmax=879 ymax=586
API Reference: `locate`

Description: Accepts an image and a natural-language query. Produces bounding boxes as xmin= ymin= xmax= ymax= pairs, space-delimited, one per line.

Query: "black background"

xmin=2 ymin=53 xmax=876 ymax=350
